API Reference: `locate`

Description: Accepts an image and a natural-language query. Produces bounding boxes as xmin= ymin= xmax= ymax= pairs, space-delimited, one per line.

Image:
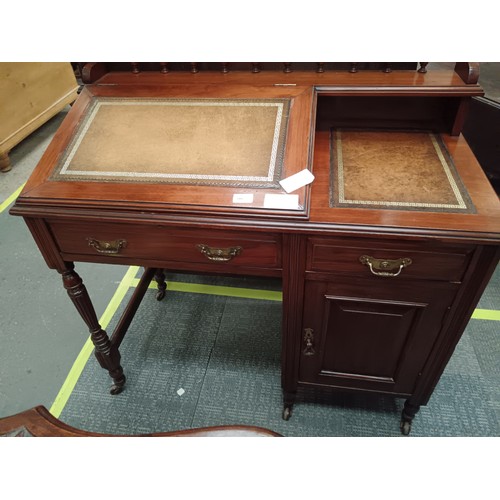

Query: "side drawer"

xmin=49 ymin=220 xmax=282 ymax=269
xmin=306 ymin=236 xmax=474 ymax=282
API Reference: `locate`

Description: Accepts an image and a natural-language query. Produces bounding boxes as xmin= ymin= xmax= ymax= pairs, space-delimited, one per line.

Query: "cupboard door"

xmin=299 ymin=277 xmax=458 ymax=395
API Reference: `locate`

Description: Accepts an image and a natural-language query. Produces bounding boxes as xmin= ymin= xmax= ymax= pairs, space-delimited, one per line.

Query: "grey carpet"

xmin=59 ymin=268 xmax=500 ymax=437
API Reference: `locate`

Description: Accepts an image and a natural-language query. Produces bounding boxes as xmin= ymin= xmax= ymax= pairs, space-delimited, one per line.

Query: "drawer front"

xmin=307 ymin=236 xmax=474 ymax=282
xmin=49 ymin=221 xmax=281 ymax=269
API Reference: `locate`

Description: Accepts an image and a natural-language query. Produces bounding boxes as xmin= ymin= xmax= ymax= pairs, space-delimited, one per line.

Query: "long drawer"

xmin=306 ymin=236 xmax=474 ymax=282
xmin=49 ymin=220 xmax=282 ymax=270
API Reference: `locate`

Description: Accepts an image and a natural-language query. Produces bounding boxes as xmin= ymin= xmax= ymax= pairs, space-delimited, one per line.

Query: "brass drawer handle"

xmin=87 ymin=238 xmax=127 ymax=254
xmin=197 ymin=244 xmax=242 ymax=262
xmin=359 ymin=255 xmax=412 ymax=277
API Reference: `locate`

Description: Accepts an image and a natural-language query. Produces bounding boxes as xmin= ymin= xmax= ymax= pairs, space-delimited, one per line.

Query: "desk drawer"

xmin=49 ymin=221 xmax=281 ymax=269
xmin=307 ymin=236 xmax=474 ymax=282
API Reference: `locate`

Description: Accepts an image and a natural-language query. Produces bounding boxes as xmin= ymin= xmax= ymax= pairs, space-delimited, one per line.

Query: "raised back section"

xmin=75 ymin=62 xmax=482 ymax=136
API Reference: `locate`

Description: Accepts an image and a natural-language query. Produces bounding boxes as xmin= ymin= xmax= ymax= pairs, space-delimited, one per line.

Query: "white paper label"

xmin=279 ymin=169 xmax=315 ymax=193
xmin=232 ymin=193 xmax=254 ymax=203
xmin=263 ymin=193 xmax=300 ymax=210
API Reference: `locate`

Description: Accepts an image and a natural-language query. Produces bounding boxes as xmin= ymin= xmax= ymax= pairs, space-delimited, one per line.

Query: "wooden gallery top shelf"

xmin=91 ymin=69 xmax=484 ymax=96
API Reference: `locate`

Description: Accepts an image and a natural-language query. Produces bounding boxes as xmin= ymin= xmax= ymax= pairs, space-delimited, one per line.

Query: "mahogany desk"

xmin=11 ymin=63 xmax=500 ymax=435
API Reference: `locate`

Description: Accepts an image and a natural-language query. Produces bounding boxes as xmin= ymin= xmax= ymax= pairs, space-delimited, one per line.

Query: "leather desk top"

xmin=51 ymin=97 xmax=290 ymax=189
xmin=330 ymin=129 xmax=475 ymax=213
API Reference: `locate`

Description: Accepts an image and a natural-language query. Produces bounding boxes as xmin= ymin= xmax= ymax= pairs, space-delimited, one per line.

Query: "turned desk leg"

xmin=0 ymin=152 xmax=11 ymax=172
xmin=61 ymin=264 xmax=126 ymax=394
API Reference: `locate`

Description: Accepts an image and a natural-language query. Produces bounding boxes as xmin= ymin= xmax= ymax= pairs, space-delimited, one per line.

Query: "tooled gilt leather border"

xmin=50 ymin=97 xmax=291 ymax=189
xmin=329 ymin=128 xmax=476 ymax=214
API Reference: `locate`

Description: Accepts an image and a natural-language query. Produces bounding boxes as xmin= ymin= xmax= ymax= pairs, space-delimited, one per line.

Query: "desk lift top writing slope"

xmin=11 ymin=62 xmax=500 ymax=435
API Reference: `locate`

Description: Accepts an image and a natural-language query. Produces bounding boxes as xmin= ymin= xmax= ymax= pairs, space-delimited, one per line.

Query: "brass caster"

xmin=110 ymin=376 xmax=126 ymax=395
xmin=110 ymin=384 xmax=124 ymax=395
xmin=282 ymin=406 xmax=292 ymax=421
xmin=400 ymin=420 xmax=412 ymax=436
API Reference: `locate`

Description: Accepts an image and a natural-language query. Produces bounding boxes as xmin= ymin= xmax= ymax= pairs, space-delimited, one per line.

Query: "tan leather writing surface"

xmin=330 ymin=130 xmax=475 ymax=213
xmin=53 ymin=97 xmax=290 ymax=188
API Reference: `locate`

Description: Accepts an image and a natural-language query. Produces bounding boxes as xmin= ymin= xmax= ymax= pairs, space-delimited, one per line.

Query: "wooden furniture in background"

xmin=10 ymin=62 xmax=500 ymax=435
xmin=0 ymin=406 xmax=281 ymax=436
xmin=0 ymin=63 xmax=79 ymax=172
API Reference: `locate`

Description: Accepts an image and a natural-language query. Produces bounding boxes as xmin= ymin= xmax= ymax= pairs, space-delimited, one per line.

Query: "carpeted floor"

xmin=59 ymin=267 xmax=500 ymax=437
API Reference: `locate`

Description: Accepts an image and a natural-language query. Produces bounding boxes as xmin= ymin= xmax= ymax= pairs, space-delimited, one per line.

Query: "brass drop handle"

xmin=197 ymin=244 xmax=242 ymax=262
xmin=87 ymin=238 xmax=127 ymax=254
xmin=359 ymin=255 xmax=412 ymax=277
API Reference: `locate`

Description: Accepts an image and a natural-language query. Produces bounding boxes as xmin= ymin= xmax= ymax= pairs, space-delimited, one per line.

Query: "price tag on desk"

xmin=232 ymin=193 xmax=254 ymax=203
xmin=279 ymin=169 xmax=315 ymax=193
xmin=264 ymin=193 xmax=300 ymax=210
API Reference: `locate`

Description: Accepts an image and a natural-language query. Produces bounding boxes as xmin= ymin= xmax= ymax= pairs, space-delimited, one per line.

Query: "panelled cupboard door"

xmin=299 ymin=277 xmax=459 ymax=395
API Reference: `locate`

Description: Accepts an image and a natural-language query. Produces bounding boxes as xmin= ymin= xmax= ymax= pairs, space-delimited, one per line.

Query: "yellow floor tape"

xmin=471 ymin=309 xmax=500 ymax=321
xmin=132 ymin=278 xmax=283 ymax=302
xmin=0 ymin=183 xmax=25 ymax=214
